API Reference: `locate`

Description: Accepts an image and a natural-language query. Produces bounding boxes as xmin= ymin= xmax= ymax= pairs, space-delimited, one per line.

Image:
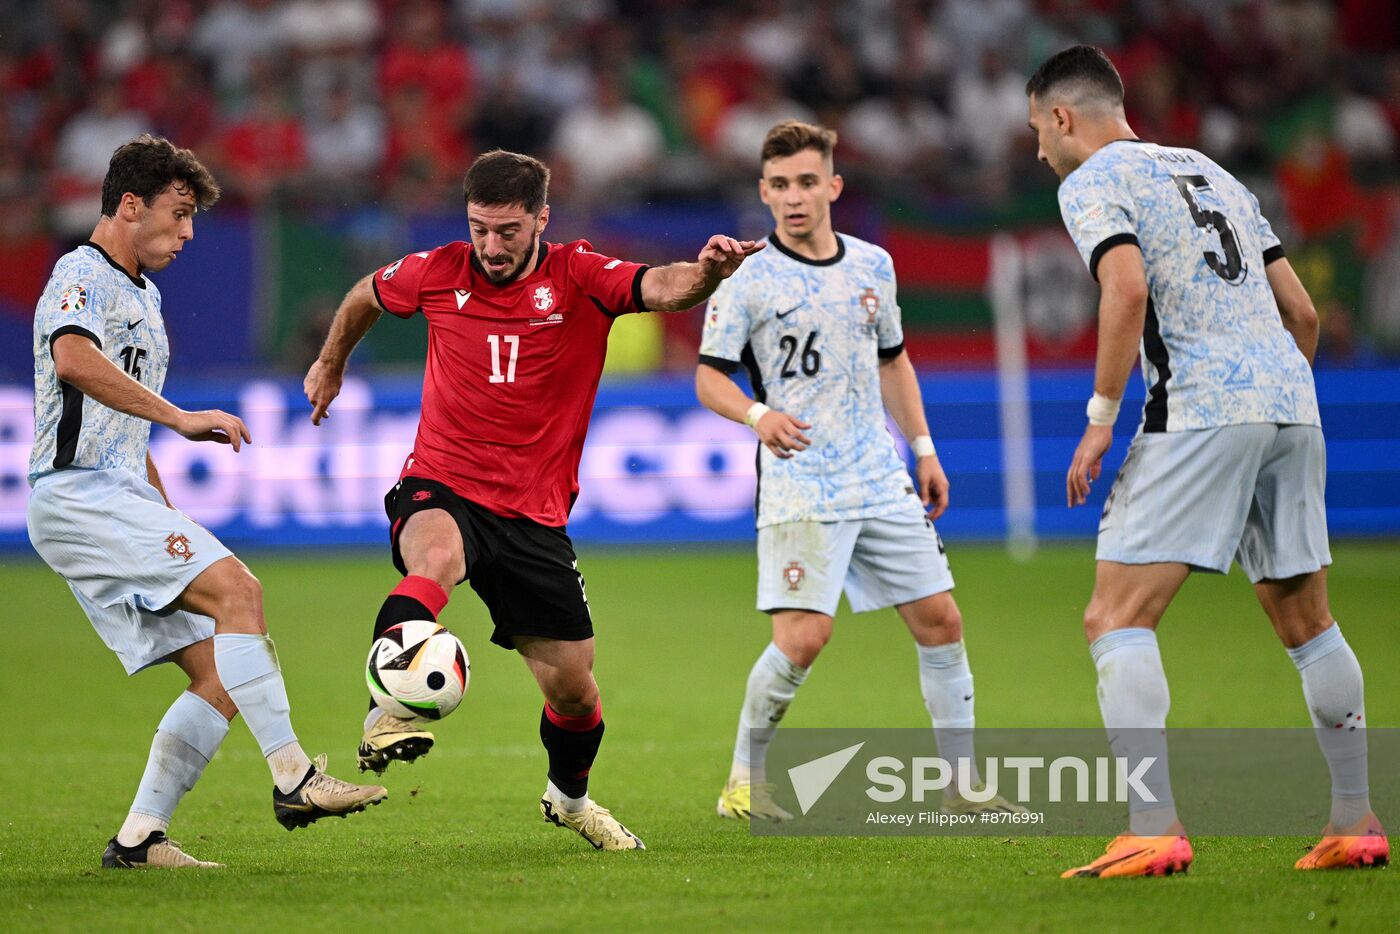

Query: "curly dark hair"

xmin=462 ymin=150 xmax=551 ymax=214
xmin=100 ymin=134 xmax=220 ymax=217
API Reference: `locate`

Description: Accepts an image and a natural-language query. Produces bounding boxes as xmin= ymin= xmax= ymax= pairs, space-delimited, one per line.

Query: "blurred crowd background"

xmin=1 ymin=0 xmax=1398 ymax=377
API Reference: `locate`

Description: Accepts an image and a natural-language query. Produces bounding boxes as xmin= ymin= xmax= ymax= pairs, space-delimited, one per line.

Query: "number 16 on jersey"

xmin=487 ymin=334 xmax=519 ymax=384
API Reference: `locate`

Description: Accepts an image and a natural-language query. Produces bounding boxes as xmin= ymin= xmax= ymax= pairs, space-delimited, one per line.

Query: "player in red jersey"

xmin=304 ymin=150 xmax=761 ymax=850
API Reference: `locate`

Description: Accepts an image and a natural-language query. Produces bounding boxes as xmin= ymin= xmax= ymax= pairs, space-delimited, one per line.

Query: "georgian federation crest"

xmin=165 ymin=532 xmax=195 ymax=562
xmin=783 ymin=561 xmax=805 ymax=592
xmin=532 ymin=285 xmax=555 ymax=312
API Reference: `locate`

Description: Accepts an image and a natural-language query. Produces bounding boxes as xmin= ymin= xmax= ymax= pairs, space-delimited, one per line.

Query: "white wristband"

xmin=1086 ymin=393 xmax=1122 ymax=426
xmin=744 ymin=402 xmax=771 ymax=430
xmin=911 ymin=435 xmax=936 ymax=459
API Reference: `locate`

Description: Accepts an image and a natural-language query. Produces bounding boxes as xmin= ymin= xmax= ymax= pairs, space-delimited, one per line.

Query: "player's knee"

xmin=410 ymin=542 xmax=464 ymax=586
xmin=213 ymin=563 xmax=265 ymax=632
xmin=779 ymin=620 xmax=831 ymax=667
xmin=911 ymin=599 xmax=963 ymax=644
xmin=546 ymin=683 xmax=599 ymax=718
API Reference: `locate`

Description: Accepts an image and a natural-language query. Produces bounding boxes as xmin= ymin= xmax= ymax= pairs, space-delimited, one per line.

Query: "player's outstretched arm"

xmin=1067 ymin=243 xmax=1148 ymax=508
xmin=305 ymin=273 xmax=384 ymax=424
xmin=1265 ymin=257 xmax=1320 ymax=365
xmin=51 ymin=334 xmax=250 ymax=450
xmin=878 ymin=349 xmax=949 ymax=519
xmin=641 ymin=236 xmax=764 ymax=312
xmin=696 ymin=362 xmax=810 ymax=459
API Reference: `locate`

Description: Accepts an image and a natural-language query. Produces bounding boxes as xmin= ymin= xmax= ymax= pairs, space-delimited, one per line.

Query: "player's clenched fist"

xmin=697 ymin=235 xmax=765 ymax=281
xmin=754 ymin=410 xmax=812 ymax=459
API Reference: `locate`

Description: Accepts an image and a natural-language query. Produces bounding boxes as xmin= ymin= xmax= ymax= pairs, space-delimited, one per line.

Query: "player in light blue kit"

xmin=697 ymin=121 xmax=1021 ymax=821
xmin=1028 ymin=47 xmax=1387 ymax=878
xmin=28 ymin=135 xmax=386 ymax=869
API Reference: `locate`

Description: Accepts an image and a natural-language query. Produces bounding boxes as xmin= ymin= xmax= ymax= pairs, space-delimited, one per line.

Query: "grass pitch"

xmin=2 ymin=542 xmax=1397 ymax=931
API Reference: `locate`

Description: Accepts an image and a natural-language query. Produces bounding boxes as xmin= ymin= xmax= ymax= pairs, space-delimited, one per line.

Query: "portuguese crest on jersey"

xmin=532 ymin=284 xmax=555 ymax=312
xmin=859 ymin=287 xmax=879 ymax=325
xmin=783 ymin=561 xmax=805 ymax=592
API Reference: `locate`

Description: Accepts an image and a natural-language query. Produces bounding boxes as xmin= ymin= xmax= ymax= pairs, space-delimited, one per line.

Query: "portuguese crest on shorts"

xmin=532 ymin=284 xmax=554 ymax=312
xmin=783 ymin=560 xmax=805 ymax=592
xmin=165 ymin=532 xmax=195 ymax=562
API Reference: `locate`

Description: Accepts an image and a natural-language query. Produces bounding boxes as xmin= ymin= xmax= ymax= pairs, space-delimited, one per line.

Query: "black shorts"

xmin=385 ymin=476 xmax=593 ymax=651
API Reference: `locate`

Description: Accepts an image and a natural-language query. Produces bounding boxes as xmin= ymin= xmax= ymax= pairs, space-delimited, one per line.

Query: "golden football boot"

xmin=358 ymin=711 xmax=435 ymax=774
xmin=717 ymin=780 xmax=794 ymax=821
xmin=273 ymin=754 xmax=388 ymax=830
xmin=102 ymin=831 xmax=223 ymax=869
xmin=541 ymin=794 xmax=646 ymax=851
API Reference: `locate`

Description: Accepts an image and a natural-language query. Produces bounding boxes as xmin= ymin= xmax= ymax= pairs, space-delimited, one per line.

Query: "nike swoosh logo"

xmin=963 ymin=694 xmax=974 ymax=701
xmin=126 ymin=319 xmax=142 ymax=329
xmin=776 ymin=303 xmax=804 ymax=319
xmin=455 ymin=290 xmax=471 ymax=309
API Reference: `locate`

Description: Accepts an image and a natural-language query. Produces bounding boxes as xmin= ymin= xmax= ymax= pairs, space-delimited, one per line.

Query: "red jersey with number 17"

xmin=372 ymin=239 xmax=649 ymax=527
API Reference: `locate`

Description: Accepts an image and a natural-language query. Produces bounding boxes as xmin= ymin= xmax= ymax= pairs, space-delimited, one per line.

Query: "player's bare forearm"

xmin=641 ymin=236 xmax=764 ymax=312
xmin=1265 ymin=257 xmax=1319 ymax=365
xmin=316 ymin=274 xmax=383 ymax=370
xmin=1092 ymin=245 xmax=1150 ymax=399
xmin=54 ymin=334 xmax=185 ymax=430
xmin=697 ymin=360 xmax=811 ymax=459
xmin=146 ymin=452 xmax=173 ymax=508
xmin=696 ymin=362 xmax=757 ymax=423
xmin=880 ymin=350 xmax=948 ymax=516
xmin=51 ymin=334 xmax=250 ymax=449
xmin=878 ymin=350 xmax=931 ymax=444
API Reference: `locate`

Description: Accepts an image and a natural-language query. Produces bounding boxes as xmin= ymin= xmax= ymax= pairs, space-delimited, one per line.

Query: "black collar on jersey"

xmin=768 ymin=231 xmax=845 ymax=267
xmin=1107 ymin=138 xmax=1148 ymax=145
xmin=470 ymin=240 xmax=547 ymax=285
xmin=83 ymin=240 xmax=146 ymax=289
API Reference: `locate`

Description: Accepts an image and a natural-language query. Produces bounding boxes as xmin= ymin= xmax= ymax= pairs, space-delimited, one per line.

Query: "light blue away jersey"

xmin=29 ymin=242 xmax=169 ymax=484
xmin=1058 ymin=139 xmax=1318 ymax=432
xmin=699 ymin=233 xmax=918 ymax=528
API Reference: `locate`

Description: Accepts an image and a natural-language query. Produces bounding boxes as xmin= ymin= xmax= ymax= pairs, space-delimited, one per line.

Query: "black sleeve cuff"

xmin=877 ymin=341 xmax=905 ymax=359
xmin=1263 ymin=244 xmax=1286 ymax=266
xmin=1089 ymin=233 xmax=1141 ymax=282
xmin=632 ymin=265 xmax=650 ymax=313
xmin=48 ymin=324 xmax=101 ymax=354
xmin=370 ymin=276 xmax=389 ymax=313
xmin=698 ymin=354 xmax=741 ymax=374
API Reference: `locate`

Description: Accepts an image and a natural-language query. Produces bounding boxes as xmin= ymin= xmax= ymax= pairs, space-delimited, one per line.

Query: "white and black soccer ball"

xmin=366 ymin=620 xmax=469 ymax=721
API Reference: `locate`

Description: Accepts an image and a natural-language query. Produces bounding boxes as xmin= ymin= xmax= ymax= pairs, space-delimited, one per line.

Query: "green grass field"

xmin=2 ymin=542 xmax=1398 ymax=931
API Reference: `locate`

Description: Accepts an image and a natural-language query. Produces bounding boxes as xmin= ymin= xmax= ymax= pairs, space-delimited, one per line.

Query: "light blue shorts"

xmin=1097 ymin=424 xmax=1331 ymax=583
xmin=28 ymin=468 xmax=231 ymax=674
xmin=756 ymin=502 xmax=954 ymax=616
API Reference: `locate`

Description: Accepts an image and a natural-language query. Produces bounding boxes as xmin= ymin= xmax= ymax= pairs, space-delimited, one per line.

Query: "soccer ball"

xmin=366 ymin=620 xmax=469 ymax=721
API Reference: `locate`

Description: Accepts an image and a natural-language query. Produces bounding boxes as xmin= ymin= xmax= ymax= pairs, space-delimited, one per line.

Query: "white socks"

xmin=730 ymin=643 xmax=809 ymax=783
xmin=213 ymin=633 xmax=310 ymax=793
xmin=1287 ymin=623 xmax=1370 ymax=828
xmin=547 ymin=779 xmax=590 ymax=814
xmin=1090 ymin=628 xmax=1179 ymax=836
xmin=117 ymin=691 xmax=230 ymax=847
xmin=917 ymin=640 xmax=981 ymax=792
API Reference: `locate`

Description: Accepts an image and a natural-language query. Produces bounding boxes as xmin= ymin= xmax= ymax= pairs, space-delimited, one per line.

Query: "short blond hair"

xmin=761 ymin=120 xmax=838 ymax=165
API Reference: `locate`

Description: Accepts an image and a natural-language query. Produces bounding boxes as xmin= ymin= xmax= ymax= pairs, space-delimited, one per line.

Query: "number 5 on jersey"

xmin=487 ymin=334 xmax=519 ymax=384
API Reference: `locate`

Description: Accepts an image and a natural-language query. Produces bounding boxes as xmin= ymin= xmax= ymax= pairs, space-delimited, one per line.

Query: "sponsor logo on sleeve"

xmin=59 ymin=285 xmax=88 ymax=313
